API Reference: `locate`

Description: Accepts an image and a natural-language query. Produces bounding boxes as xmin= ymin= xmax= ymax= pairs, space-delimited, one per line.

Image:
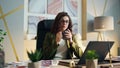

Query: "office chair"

xmin=36 ymin=19 xmax=54 ymax=50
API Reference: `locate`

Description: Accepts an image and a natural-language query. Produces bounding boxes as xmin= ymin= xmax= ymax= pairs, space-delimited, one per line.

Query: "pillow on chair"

xmin=36 ymin=19 xmax=54 ymax=50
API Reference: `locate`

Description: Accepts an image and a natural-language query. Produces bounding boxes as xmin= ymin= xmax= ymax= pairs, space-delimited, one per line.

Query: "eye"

xmin=61 ymin=20 xmax=69 ymax=23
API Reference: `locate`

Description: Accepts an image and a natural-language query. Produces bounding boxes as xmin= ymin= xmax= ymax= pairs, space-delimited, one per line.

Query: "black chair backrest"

xmin=36 ymin=19 xmax=54 ymax=50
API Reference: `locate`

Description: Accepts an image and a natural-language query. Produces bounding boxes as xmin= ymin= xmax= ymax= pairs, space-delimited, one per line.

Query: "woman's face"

xmin=59 ymin=16 xmax=69 ymax=31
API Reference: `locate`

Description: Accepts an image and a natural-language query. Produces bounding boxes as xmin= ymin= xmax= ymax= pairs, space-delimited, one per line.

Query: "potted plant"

xmin=0 ymin=29 xmax=7 ymax=68
xmin=27 ymin=49 xmax=43 ymax=68
xmin=85 ymin=50 xmax=99 ymax=68
xmin=27 ymin=48 xmax=56 ymax=68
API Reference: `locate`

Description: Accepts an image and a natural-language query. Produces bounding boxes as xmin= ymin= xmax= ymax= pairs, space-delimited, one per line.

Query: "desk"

xmin=98 ymin=63 xmax=120 ymax=68
xmin=5 ymin=60 xmax=120 ymax=68
xmin=58 ymin=60 xmax=120 ymax=68
xmin=80 ymin=62 xmax=120 ymax=68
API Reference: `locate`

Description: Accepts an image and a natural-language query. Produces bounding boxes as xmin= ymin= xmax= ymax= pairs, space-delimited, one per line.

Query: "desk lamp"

xmin=94 ymin=16 xmax=114 ymax=67
xmin=94 ymin=16 xmax=114 ymax=41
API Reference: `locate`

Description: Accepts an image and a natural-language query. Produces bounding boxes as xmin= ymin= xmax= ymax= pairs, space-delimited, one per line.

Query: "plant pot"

xmin=86 ymin=59 xmax=98 ymax=68
xmin=28 ymin=61 xmax=41 ymax=68
xmin=0 ymin=50 xmax=4 ymax=68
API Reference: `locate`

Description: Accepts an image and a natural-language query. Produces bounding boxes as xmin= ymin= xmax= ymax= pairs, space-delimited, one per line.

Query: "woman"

xmin=42 ymin=12 xmax=83 ymax=60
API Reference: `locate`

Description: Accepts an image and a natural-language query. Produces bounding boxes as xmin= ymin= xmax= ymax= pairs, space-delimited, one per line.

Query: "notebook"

xmin=77 ymin=41 xmax=114 ymax=65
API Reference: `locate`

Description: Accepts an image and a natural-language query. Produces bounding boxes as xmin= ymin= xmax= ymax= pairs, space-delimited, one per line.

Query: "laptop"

xmin=77 ymin=41 xmax=114 ymax=65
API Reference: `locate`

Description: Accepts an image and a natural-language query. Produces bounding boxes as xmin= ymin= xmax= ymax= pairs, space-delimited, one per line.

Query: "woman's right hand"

xmin=56 ymin=31 xmax=62 ymax=44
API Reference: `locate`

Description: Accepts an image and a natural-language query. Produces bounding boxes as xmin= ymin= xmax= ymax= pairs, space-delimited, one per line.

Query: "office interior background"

xmin=0 ymin=0 xmax=120 ymax=63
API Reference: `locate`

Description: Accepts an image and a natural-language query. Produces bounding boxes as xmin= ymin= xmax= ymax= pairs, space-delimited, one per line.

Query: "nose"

xmin=62 ymin=22 xmax=68 ymax=26
xmin=63 ymin=21 xmax=67 ymax=24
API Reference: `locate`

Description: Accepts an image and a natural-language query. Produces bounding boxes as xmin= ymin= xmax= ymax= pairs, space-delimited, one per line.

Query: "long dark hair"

xmin=51 ymin=12 xmax=72 ymax=34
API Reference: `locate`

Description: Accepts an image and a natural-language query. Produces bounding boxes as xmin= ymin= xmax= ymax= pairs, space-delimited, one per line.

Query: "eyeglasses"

xmin=60 ymin=20 xmax=69 ymax=23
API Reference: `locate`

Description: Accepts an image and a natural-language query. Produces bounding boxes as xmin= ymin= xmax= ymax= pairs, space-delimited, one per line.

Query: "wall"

xmin=0 ymin=0 xmax=24 ymax=62
xmin=87 ymin=0 xmax=120 ymax=57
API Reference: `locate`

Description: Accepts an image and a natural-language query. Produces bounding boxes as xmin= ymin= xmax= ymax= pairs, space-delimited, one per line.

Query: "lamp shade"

xmin=94 ymin=16 xmax=114 ymax=31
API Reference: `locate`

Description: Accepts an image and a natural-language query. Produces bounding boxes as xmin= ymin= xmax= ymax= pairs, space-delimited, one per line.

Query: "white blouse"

xmin=54 ymin=39 xmax=67 ymax=60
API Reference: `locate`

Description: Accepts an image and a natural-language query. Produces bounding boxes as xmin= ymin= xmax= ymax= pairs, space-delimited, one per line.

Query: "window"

xmin=24 ymin=0 xmax=82 ymax=40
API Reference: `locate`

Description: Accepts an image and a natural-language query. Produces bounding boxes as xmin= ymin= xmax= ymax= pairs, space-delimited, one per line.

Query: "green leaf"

xmin=85 ymin=50 xmax=99 ymax=59
xmin=27 ymin=49 xmax=43 ymax=62
xmin=3 ymin=32 xmax=7 ymax=36
xmin=0 ymin=29 xmax=7 ymax=46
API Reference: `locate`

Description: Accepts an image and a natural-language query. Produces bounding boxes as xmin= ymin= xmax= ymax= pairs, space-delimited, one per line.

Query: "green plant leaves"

xmin=27 ymin=49 xmax=43 ymax=62
xmin=27 ymin=47 xmax=57 ymax=62
xmin=0 ymin=29 xmax=7 ymax=43
xmin=85 ymin=50 xmax=99 ymax=59
xmin=0 ymin=29 xmax=7 ymax=50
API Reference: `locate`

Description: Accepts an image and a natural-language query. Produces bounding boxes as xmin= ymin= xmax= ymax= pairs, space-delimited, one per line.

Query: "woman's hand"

xmin=63 ymin=29 xmax=73 ymax=43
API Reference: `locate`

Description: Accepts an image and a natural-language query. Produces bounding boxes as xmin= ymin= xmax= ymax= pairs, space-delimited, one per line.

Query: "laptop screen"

xmin=77 ymin=41 xmax=114 ymax=65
